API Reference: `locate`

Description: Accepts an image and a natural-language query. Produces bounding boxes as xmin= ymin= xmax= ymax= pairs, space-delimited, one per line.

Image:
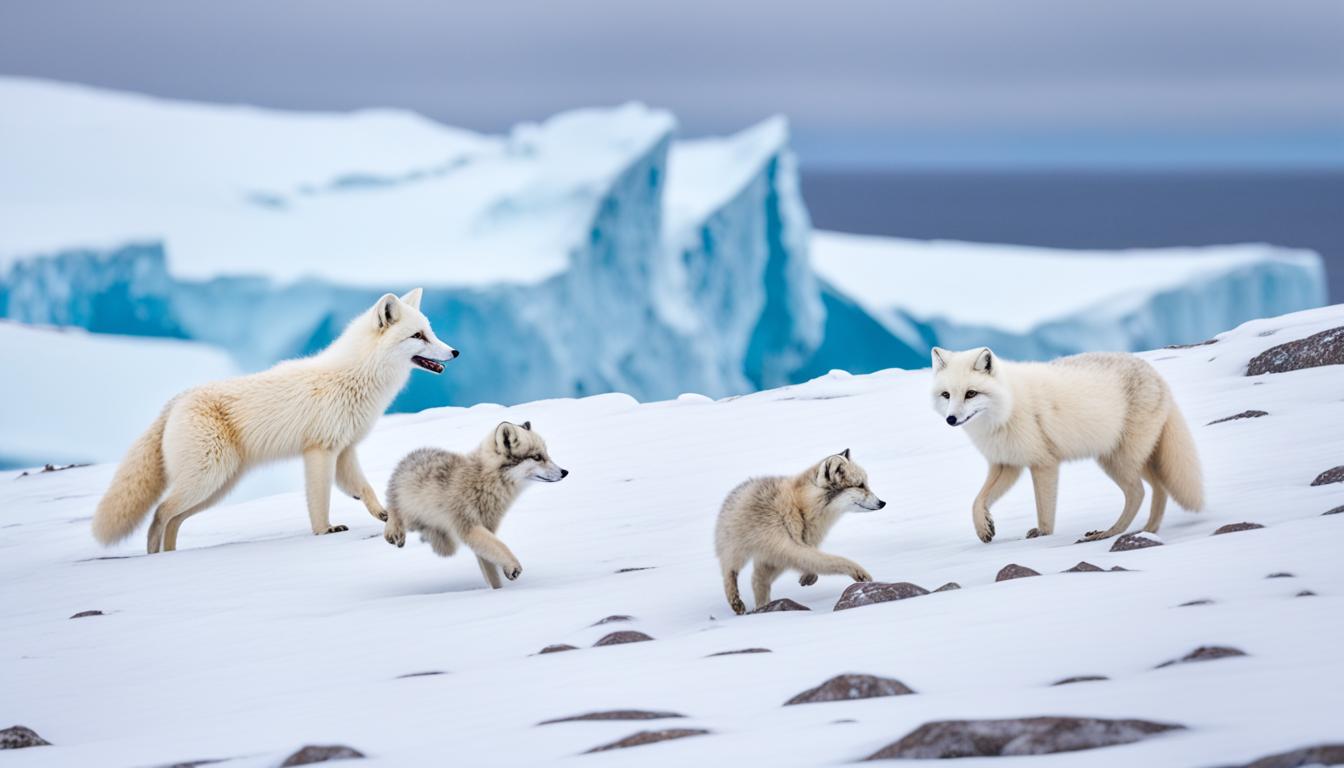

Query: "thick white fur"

xmin=931 ymin=347 xmax=1204 ymax=543
xmin=92 ymin=288 xmax=457 ymax=553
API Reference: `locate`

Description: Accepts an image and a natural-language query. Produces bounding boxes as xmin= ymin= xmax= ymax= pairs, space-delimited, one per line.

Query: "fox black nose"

xmin=450 ymin=349 xmax=460 ymax=359
xmin=560 ymin=469 xmax=569 ymax=478
xmin=877 ymin=500 xmax=887 ymax=509
xmin=946 ymin=415 xmax=957 ymax=426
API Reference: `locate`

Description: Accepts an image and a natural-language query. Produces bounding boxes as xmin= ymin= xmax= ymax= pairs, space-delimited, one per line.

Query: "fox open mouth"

xmin=411 ymin=355 xmax=446 ymax=374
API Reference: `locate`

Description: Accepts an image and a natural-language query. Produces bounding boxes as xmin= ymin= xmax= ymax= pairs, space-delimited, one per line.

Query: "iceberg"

xmin=802 ymin=231 xmax=1328 ymax=376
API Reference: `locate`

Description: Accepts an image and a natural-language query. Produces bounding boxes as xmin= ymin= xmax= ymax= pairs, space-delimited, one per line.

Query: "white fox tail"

xmin=1152 ymin=405 xmax=1204 ymax=512
xmin=92 ymin=404 xmax=172 ymax=545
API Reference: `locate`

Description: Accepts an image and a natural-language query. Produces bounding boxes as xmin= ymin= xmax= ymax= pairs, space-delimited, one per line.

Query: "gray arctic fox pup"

xmin=715 ymin=450 xmax=886 ymax=614
xmin=384 ymin=421 xmax=567 ymax=588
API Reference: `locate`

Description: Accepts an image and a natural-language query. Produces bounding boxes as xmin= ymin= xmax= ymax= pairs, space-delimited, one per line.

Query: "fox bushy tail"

xmin=1151 ymin=405 xmax=1204 ymax=512
xmin=92 ymin=404 xmax=172 ymax=545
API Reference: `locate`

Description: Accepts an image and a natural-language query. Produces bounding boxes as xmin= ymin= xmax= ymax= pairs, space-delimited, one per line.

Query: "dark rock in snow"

xmin=593 ymin=631 xmax=654 ymax=647
xmin=1267 ymin=572 xmax=1295 ymax=579
xmin=1296 ymin=590 xmax=1317 ymax=597
xmin=1221 ymin=743 xmax=1344 ymax=768
xmin=751 ymin=598 xmax=810 ymax=613
xmin=538 ymin=644 xmax=578 ymax=655
xmin=1111 ymin=533 xmax=1163 ymax=551
xmin=1208 ymin=410 xmax=1268 ymax=425
xmin=1109 ymin=565 xmax=1133 ymax=572
xmin=592 ymin=615 xmax=634 ymax=625
xmin=395 ymin=671 xmax=446 ymax=679
xmin=1064 ymin=561 xmax=1104 ymax=573
xmin=279 ymin=745 xmax=364 ymax=766
xmin=1166 ymin=338 xmax=1217 ymax=349
xmin=1180 ymin=599 xmax=1215 ymax=607
xmin=833 ymin=582 xmax=929 ymax=611
xmin=1156 ymin=646 xmax=1247 ymax=668
xmin=784 ymin=673 xmax=915 ymax=705
xmin=1214 ymin=522 xmax=1265 ymax=535
xmin=864 ymin=716 xmax=1184 ymax=759
xmin=16 ymin=463 xmax=89 ymax=478
xmin=69 ymin=610 xmax=104 ymax=619
xmin=933 ymin=582 xmax=961 ymax=592
xmin=707 ymin=648 xmax=772 ymax=657
xmin=1325 ymin=506 xmax=1344 ymax=516
xmin=1051 ymin=675 xmax=1109 ymax=686
xmin=615 ymin=566 xmax=654 ymax=573
xmin=0 ymin=726 xmax=50 ymax=749
xmin=1246 ymin=326 xmax=1344 ymax=376
xmin=1311 ymin=466 xmax=1344 ymax=486
xmin=585 ymin=729 xmax=709 ymax=753
xmin=995 ymin=564 xmax=1041 ymax=582
xmin=540 ymin=710 xmax=684 ymax=725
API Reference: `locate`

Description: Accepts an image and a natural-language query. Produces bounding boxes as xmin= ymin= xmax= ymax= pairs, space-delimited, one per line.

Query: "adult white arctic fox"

xmin=382 ymin=421 xmax=568 ymax=589
xmin=92 ymin=289 xmax=458 ymax=554
xmin=715 ymin=450 xmax=885 ymax=614
xmin=931 ymin=347 xmax=1203 ymax=543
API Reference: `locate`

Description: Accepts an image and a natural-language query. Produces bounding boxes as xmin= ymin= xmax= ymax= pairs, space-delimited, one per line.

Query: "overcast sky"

xmin=2 ymin=0 xmax=1341 ymax=166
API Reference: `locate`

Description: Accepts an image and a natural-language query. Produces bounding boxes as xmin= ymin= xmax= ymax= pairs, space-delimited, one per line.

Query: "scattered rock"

xmin=1223 ymin=743 xmax=1344 ymax=768
xmin=538 ymin=644 xmax=578 ymax=655
xmin=1109 ymin=566 xmax=1133 ymax=572
xmin=540 ymin=710 xmax=684 ymax=725
xmin=707 ymin=648 xmax=772 ymax=657
xmin=933 ymin=582 xmax=961 ymax=592
xmin=1246 ymin=325 xmax=1344 ymax=376
xmin=616 ymin=567 xmax=654 ymax=573
xmin=0 ymin=725 xmax=50 ymax=749
xmin=1311 ymin=466 xmax=1344 ymax=486
xmin=1214 ymin=522 xmax=1265 ymax=535
xmin=69 ymin=610 xmax=104 ymax=619
xmin=751 ymin=598 xmax=810 ymax=613
xmin=157 ymin=759 xmax=228 ymax=768
xmin=592 ymin=615 xmax=634 ymax=626
xmin=1110 ymin=532 xmax=1163 ymax=552
xmin=1296 ymin=590 xmax=1317 ymax=597
xmin=1156 ymin=645 xmax=1247 ymax=668
xmin=1051 ymin=675 xmax=1109 ymax=686
xmin=593 ymin=631 xmax=654 ymax=647
xmin=833 ymin=582 xmax=929 ymax=611
xmin=864 ymin=716 xmax=1184 ymax=759
xmin=585 ymin=729 xmax=710 ymax=753
xmin=996 ymin=564 xmax=1041 ymax=582
xmin=1180 ymin=599 xmax=1215 ymax=607
xmin=1267 ymin=572 xmax=1295 ymax=579
xmin=395 ymin=671 xmax=446 ymax=679
xmin=1208 ymin=410 xmax=1268 ymax=425
xmin=279 ymin=745 xmax=364 ymax=766
xmin=1325 ymin=506 xmax=1344 ymax=516
xmin=16 ymin=463 xmax=89 ymax=478
xmin=784 ymin=673 xmax=915 ymax=705
xmin=1166 ymin=338 xmax=1217 ymax=349
xmin=1064 ymin=561 xmax=1104 ymax=573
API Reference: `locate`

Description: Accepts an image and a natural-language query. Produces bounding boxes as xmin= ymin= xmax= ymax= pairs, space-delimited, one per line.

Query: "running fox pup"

xmin=383 ymin=421 xmax=567 ymax=589
xmin=92 ymin=289 xmax=458 ymax=553
xmin=715 ymin=450 xmax=885 ymax=614
xmin=931 ymin=347 xmax=1204 ymax=543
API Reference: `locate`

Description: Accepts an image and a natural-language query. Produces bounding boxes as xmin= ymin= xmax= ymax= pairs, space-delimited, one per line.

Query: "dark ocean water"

xmin=800 ymin=170 xmax=1344 ymax=303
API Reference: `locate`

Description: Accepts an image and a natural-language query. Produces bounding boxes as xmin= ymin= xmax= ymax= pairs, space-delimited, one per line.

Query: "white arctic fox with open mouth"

xmin=91 ymin=288 xmax=458 ymax=553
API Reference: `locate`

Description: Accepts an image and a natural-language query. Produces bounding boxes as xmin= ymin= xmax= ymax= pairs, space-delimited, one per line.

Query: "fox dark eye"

xmin=940 ymin=391 xmax=950 ymax=399
xmin=531 ymin=454 xmax=542 ymax=461
xmin=965 ymin=390 xmax=978 ymax=399
xmin=410 ymin=331 xmax=426 ymax=341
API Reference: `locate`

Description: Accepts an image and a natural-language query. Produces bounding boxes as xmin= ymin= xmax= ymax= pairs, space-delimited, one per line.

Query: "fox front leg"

xmin=303 ymin=448 xmax=346 ymax=534
xmin=972 ymin=464 xmax=1023 ymax=543
xmin=336 ymin=446 xmax=387 ymax=522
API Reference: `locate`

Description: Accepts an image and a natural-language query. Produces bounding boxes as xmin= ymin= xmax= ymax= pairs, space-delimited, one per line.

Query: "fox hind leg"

xmin=1084 ymin=455 xmax=1146 ymax=541
xmin=751 ymin=562 xmax=782 ymax=609
xmin=721 ymin=557 xmax=747 ymax=615
xmin=1141 ymin=464 xmax=1168 ymax=533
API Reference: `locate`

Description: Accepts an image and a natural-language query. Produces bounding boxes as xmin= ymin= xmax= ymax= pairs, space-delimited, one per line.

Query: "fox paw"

xmin=799 ymin=573 xmax=818 ymax=587
xmin=384 ymin=529 xmax=405 ymax=547
xmin=976 ymin=516 xmax=996 ymax=543
xmin=1079 ymin=529 xmax=1112 ymax=542
xmin=504 ymin=564 xmax=522 ymax=581
xmin=729 ymin=598 xmax=747 ymax=615
xmin=323 ymin=525 xmax=348 ymax=534
xmin=1026 ymin=527 xmax=1043 ymax=539
xmin=371 ymin=508 xmax=389 ymax=522
xmin=849 ymin=566 xmax=873 ymax=583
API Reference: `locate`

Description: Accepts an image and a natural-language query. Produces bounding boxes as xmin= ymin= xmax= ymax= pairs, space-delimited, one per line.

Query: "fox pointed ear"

xmin=974 ymin=347 xmax=995 ymax=374
xmin=931 ymin=347 xmax=949 ymax=371
xmin=495 ymin=422 xmax=518 ymax=454
xmin=399 ymin=287 xmax=423 ymax=310
xmin=817 ymin=455 xmax=844 ymax=486
xmin=521 ymin=421 xmax=532 ymax=431
xmin=839 ymin=448 xmax=851 ymax=460
xmin=374 ymin=293 xmax=401 ymax=329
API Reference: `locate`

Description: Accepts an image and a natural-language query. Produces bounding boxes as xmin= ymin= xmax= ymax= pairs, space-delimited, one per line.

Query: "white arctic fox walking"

xmin=382 ymin=421 xmax=568 ymax=589
xmin=931 ymin=347 xmax=1204 ymax=543
xmin=715 ymin=450 xmax=885 ymax=614
xmin=92 ymin=289 xmax=458 ymax=553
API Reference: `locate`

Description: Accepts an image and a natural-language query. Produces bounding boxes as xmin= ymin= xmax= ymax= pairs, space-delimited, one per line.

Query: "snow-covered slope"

xmin=0 ymin=79 xmax=820 ymax=410
xmin=2 ymin=306 xmax=1341 ymax=767
xmin=0 ymin=322 xmax=238 ymax=467
xmin=805 ymin=231 xmax=1328 ymax=376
